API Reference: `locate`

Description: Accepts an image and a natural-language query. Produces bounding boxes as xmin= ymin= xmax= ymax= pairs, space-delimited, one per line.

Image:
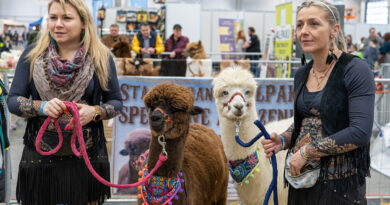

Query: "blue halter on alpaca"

xmin=235 ymin=120 xmax=278 ymax=205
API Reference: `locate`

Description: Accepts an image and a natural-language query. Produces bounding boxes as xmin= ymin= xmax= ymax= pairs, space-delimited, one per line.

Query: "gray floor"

xmin=6 ymin=119 xmax=390 ymax=204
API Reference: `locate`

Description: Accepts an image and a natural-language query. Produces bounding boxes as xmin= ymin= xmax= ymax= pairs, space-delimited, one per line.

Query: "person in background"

xmin=132 ymin=23 xmax=164 ymax=58
xmin=345 ymin=34 xmax=352 ymax=50
xmin=101 ymin=23 xmax=129 ymax=51
xmin=364 ymin=27 xmax=383 ymax=49
xmin=262 ymin=1 xmax=374 ymax=204
xmin=243 ymin=26 xmax=261 ymax=77
xmin=27 ymin=23 xmax=41 ymax=45
xmin=358 ymin=37 xmax=366 ymax=51
xmin=12 ymin=30 xmax=19 ymax=47
xmin=161 ymin=24 xmax=189 ymax=76
xmin=379 ymin=32 xmax=390 ymax=64
xmin=236 ymin=30 xmax=246 ymax=59
xmin=363 ymin=36 xmax=379 ymax=70
xmin=3 ymin=36 xmax=12 ymax=52
xmin=0 ymin=35 xmax=6 ymax=55
xmin=7 ymin=0 xmax=122 ymax=204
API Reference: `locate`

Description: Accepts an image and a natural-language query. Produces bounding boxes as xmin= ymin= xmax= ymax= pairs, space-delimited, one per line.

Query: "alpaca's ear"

xmin=198 ymin=40 xmax=202 ymax=48
xmin=190 ymin=106 xmax=204 ymax=115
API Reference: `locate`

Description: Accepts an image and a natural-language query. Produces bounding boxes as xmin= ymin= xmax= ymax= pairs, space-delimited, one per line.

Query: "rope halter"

xmin=223 ymin=92 xmax=247 ymax=111
xmin=153 ymin=107 xmax=174 ymax=126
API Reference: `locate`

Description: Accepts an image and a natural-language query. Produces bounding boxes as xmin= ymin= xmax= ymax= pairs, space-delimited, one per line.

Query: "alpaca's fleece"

xmin=213 ymin=68 xmax=290 ymax=205
xmin=141 ymin=83 xmax=229 ymax=204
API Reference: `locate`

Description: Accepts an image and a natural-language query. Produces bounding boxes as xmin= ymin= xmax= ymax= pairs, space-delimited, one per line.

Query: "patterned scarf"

xmin=33 ymin=41 xmax=95 ymax=102
xmin=47 ymin=40 xmax=85 ymax=88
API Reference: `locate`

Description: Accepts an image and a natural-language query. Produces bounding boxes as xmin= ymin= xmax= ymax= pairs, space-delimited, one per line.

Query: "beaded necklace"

xmin=138 ymin=168 xmax=184 ymax=205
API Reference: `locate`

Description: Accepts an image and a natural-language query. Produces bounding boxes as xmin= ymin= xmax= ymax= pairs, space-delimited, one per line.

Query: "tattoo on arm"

xmin=281 ymin=123 xmax=294 ymax=149
xmin=99 ymin=104 xmax=120 ymax=120
xmin=17 ymin=96 xmax=44 ymax=118
xmin=305 ymin=138 xmax=358 ymax=158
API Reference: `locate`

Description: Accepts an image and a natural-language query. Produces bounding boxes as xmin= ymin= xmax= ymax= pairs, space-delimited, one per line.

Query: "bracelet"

xmin=40 ymin=101 xmax=47 ymax=116
xmin=280 ymin=135 xmax=286 ymax=150
xmin=300 ymin=146 xmax=309 ymax=160
xmin=93 ymin=105 xmax=101 ymax=122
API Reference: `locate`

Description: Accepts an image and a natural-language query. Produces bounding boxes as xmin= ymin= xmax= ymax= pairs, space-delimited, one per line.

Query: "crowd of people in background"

xmin=0 ymin=24 xmax=41 ymax=55
xmin=345 ymin=27 xmax=390 ymax=70
xmin=2 ymin=21 xmax=390 ymax=78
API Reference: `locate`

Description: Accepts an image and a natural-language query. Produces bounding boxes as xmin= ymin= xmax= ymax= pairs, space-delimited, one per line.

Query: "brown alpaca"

xmin=139 ymin=84 xmax=228 ymax=205
xmin=123 ymin=58 xmax=160 ymax=76
xmin=112 ymin=38 xmax=131 ymax=58
xmin=184 ymin=40 xmax=207 ymax=59
xmin=113 ymin=58 xmax=125 ymax=76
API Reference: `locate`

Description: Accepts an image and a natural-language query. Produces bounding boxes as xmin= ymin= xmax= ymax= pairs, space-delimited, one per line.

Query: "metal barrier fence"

xmin=115 ymin=58 xmax=302 ymax=78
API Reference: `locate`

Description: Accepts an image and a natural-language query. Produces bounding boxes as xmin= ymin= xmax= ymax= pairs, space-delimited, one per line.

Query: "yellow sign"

xmin=275 ymin=2 xmax=293 ymax=77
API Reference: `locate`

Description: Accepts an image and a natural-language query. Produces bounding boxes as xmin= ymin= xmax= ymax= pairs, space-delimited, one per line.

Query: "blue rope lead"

xmin=235 ymin=120 xmax=278 ymax=205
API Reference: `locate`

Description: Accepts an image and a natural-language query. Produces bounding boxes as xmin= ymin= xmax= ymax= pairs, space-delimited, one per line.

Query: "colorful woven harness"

xmin=223 ymin=92 xmax=246 ymax=111
xmin=138 ymin=168 xmax=184 ymax=205
xmin=35 ymin=101 xmax=168 ymax=188
xmin=229 ymin=147 xmax=261 ymax=185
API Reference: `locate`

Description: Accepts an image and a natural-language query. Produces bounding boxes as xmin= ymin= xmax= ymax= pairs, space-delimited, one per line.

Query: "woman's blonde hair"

xmin=297 ymin=0 xmax=347 ymax=52
xmin=28 ymin=0 xmax=111 ymax=90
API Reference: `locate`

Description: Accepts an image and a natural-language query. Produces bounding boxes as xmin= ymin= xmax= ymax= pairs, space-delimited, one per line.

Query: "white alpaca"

xmin=213 ymin=68 xmax=292 ymax=205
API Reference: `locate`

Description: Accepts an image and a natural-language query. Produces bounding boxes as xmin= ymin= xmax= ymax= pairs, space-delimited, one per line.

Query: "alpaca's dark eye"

xmin=222 ymin=91 xmax=229 ymax=96
xmin=245 ymin=90 xmax=251 ymax=95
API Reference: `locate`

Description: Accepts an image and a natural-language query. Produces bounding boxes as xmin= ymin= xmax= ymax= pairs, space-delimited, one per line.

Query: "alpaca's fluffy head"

xmin=143 ymin=83 xmax=203 ymax=139
xmin=183 ymin=40 xmax=206 ymax=59
xmin=213 ymin=68 xmax=257 ymax=120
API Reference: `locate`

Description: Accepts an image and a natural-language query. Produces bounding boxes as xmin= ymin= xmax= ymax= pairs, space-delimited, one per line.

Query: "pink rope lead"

xmin=35 ymin=101 xmax=168 ymax=188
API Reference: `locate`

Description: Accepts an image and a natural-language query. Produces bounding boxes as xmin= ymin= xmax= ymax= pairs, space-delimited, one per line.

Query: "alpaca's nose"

xmin=151 ymin=112 xmax=163 ymax=122
xmin=150 ymin=111 xmax=164 ymax=130
xmin=233 ymin=104 xmax=243 ymax=110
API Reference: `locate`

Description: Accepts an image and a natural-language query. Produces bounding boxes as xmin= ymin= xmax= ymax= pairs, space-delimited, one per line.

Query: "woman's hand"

xmin=289 ymin=147 xmax=308 ymax=176
xmin=76 ymin=103 xmax=96 ymax=126
xmin=42 ymin=98 xmax=66 ymax=119
xmin=261 ymin=132 xmax=283 ymax=158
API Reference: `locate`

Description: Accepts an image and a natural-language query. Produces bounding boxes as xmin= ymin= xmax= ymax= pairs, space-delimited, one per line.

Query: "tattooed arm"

xmin=280 ymin=123 xmax=294 ymax=150
xmin=98 ymin=56 xmax=123 ymax=120
xmin=304 ymin=59 xmax=375 ymax=159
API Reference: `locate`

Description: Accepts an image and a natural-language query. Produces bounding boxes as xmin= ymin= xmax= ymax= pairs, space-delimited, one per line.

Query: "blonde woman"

xmin=262 ymin=1 xmax=374 ymax=204
xmin=7 ymin=0 xmax=122 ymax=204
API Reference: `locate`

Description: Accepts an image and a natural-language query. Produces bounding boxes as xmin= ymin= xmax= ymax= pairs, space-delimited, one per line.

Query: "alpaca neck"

xmin=220 ymin=107 xmax=260 ymax=161
xmin=147 ymin=133 xmax=186 ymax=178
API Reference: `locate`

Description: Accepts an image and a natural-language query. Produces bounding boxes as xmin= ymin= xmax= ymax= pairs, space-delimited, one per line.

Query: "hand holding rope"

xmin=35 ymin=101 xmax=167 ymax=188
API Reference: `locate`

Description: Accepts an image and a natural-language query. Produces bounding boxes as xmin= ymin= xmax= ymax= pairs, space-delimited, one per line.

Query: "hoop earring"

xmin=326 ymin=48 xmax=338 ymax=64
xmin=301 ymin=53 xmax=307 ymax=66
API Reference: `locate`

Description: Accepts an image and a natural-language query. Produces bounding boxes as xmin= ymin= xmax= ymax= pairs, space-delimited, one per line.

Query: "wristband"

xmin=40 ymin=101 xmax=47 ymax=116
xmin=280 ymin=135 xmax=286 ymax=150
